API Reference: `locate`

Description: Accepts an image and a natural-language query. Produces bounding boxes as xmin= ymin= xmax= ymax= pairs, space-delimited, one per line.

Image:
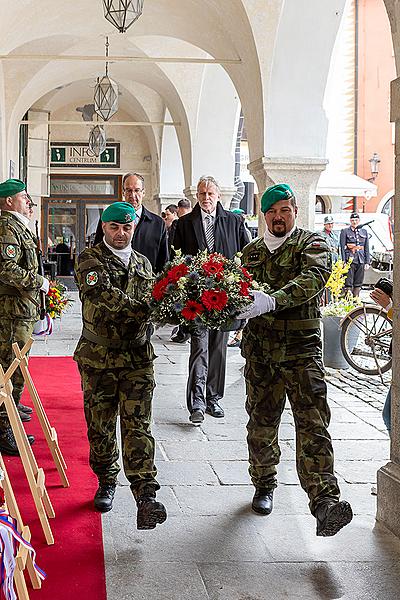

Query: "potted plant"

xmin=321 ymin=259 xmax=362 ymax=369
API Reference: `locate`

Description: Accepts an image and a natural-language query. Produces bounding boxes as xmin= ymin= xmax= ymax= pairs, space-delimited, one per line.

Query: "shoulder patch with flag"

xmin=5 ymin=244 xmax=16 ymax=258
xmin=86 ymin=271 xmax=99 ymax=286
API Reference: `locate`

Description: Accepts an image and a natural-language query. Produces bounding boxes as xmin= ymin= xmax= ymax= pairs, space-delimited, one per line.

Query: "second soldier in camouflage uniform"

xmin=0 ymin=178 xmax=48 ymax=455
xmin=238 ymin=184 xmax=353 ymax=537
xmin=74 ymin=201 xmax=167 ymax=530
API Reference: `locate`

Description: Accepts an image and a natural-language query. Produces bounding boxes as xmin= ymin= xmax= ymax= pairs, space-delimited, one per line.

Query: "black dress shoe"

xmin=136 ymin=496 xmax=167 ymax=530
xmin=94 ymin=483 xmax=116 ymax=513
xmin=252 ymin=488 xmax=274 ymax=515
xmin=315 ymin=500 xmax=353 ymax=536
xmin=205 ymin=403 xmax=224 ymax=418
xmin=0 ymin=428 xmax=34 ymax=456
xmin=17 ymin=403 xmax=33 ymax=414
xmin=189 ymin=410 xmax=204 ymax=425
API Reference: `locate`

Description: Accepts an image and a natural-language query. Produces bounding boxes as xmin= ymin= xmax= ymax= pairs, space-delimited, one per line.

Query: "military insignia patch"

xmin=5 ymin=245 xmax=16 ymax=258
xmin=125 ymin=214 xmax=133 ymax=223
xmin=86 ymin=271 xmax=99 ymax=286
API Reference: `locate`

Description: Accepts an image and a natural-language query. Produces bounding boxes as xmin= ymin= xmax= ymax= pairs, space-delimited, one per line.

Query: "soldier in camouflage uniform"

xmin=238 ymin=184 xmax=353 ymax=537
xmin=74 ymin=201 xmax=167 ymax=530
xmin=0 ymin=178 xmax=49 ymax=455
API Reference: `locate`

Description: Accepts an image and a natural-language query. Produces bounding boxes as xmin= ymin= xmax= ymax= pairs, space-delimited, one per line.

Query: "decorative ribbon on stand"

xmin=0 ymin=477 xmax=46 ymax=600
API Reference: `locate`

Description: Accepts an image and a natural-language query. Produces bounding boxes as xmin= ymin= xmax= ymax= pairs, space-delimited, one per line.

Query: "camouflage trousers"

xmin=244 ymin=357 xmax=340 ymax=514
xmin=78 ymin=362 xmax=160 ymax=499
xmin=0 ymin=318 xmax=34 ymax=427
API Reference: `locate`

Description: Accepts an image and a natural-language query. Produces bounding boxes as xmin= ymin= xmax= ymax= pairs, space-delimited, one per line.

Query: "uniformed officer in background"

xmin=0 ymin=178 xmax=49 ymax=455
xmin=340 ymin=212 xmax=370 ymax=296
xmin=320 ymin=215 xmax=339 ymax=262
xmin=74 ymin=201 xmax=167 ymax=530
xmin=237 ymin=183 xmax=353 ymax=537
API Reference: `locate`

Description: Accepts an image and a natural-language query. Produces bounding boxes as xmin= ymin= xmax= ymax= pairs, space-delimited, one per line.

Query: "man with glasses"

xmin=94 ymin=172 xmax=168 ymax=274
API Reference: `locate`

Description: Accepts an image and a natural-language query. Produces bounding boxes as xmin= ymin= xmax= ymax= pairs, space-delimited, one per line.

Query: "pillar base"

xmin=153 ymin=194 xmax=185 ymax=213
xmin=376 ymin=461 xmax=400 ymax=537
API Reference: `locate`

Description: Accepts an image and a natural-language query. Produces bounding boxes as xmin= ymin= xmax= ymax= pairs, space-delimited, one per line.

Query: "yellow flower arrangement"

xmin=322 ymin=259 xmax=362 ymax=317
xmin=46 ymin=280 xmax=72 ymax=319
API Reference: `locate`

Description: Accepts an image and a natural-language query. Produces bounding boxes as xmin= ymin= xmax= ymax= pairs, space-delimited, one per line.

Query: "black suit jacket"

xmin=94 ymin=205 xmax=169 ymax=273
xmin=173 ymin=202 xmax=249 ymax=258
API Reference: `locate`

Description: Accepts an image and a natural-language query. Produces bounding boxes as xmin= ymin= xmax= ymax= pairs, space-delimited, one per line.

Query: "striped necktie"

xmin=204 ymin=214 xmax=215 ymax=252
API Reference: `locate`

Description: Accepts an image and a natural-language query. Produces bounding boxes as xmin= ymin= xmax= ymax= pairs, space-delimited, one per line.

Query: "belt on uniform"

xmin=268 ymin=318 xmax=321 ymax=331
xmin=81 ymin=327 xmax=146 ymax=349
xmin=0 ymin=285 xmax=39 ymax=307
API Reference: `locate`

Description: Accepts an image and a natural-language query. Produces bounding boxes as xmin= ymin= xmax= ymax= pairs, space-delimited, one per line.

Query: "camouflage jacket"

xmin=73 ymin=242 xmax=155 ymax=369
xmin=0 ymin=212 xmax=42 ymax=321
xmin=241 ymin=228 xmax=332 ymax=361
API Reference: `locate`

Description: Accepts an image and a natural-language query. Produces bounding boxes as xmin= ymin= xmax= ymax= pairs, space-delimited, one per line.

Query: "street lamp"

xmin=88 ymin=125 xmax=107 ymax=157
xmin=369 ymin=152 xmax=381 ymax=181
xmin=94 ymin=37 xmax=119 ymax=122
xmin=102 ymin=0 xmax=144 ymax=33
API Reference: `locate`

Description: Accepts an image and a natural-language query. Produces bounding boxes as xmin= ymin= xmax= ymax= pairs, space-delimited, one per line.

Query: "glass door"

xmin=45 ymin=201 xmax=78 ymax=276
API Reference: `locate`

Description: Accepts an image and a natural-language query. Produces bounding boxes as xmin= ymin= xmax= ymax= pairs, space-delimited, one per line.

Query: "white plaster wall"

xmin=0 ymin=63 xmax=6 ymax=179
xmin=160 ymin=108 xmax=184 ymax=195
xmin=265 ymin=0 xmax=346 ymax=158
xmin=192 ymin=65 xmax=239 ymax=186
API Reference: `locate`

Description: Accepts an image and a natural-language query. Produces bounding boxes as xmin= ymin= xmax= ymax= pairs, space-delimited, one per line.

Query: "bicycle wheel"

xmin=340 ymin=305 xmax=392 ymax=375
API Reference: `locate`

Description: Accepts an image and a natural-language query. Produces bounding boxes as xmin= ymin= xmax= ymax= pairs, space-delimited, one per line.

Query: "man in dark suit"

xmin=339 ymin=212 xmax=370 ymax=296
xmin=94 ymin=172 xmax=169 ymax=274
xmin=173 ymin=176 xmax=249 ymax=425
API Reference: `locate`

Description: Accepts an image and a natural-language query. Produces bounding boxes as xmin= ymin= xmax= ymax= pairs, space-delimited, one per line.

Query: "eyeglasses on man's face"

xmin=123 ymin=187 xmax=144 ymax=195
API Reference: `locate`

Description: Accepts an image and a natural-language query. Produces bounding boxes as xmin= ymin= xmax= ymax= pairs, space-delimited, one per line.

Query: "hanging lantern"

xmin=94 ymin=37 xmax=119 ymax=121
xmin=102 ymin=0 xmax=144 ymax=33
xmin=88 ymin=125 xmax=107 ymax=157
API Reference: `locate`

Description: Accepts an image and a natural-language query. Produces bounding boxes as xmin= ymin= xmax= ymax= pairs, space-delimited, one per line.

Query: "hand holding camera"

xmin=370 ymin=277 xmax=393 ymax=311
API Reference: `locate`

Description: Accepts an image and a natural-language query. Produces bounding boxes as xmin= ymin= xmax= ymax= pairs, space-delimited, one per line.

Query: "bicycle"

xmin=340 ymin=303 xmax=392 ymax=376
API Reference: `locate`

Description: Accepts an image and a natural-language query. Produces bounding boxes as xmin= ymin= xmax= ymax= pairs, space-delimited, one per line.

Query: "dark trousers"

xmin=186 ymin=328 xmax=229 ymax=413
xmin=244 ymin=357 xmax=340 ymax=514
xmin=79 ymin=363 xmax=159 ymax=499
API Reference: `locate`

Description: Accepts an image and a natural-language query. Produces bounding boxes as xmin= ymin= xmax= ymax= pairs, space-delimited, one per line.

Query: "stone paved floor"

xmin=32 ymin=294 xmax=400 ymax=599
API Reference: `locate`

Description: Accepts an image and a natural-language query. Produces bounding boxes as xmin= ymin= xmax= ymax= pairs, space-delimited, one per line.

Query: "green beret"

xmin=231 ymin=208 xmax=244 ymax=215
xmin=0 ymin=178 xmax=26 ymax=198
xmin=101 ymin=202 xmax=136 ymax=224
xmin=260 ymin=183 xmax=294 ymax=213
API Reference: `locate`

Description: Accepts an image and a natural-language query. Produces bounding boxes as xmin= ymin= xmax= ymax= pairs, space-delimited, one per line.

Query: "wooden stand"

xmin=0 ymin=455 xmax=42 ymax=599
xmin=13 ymin=340 xmax=69 ymax=488
xmin=0 ymin=362 xmax=55 ymax=545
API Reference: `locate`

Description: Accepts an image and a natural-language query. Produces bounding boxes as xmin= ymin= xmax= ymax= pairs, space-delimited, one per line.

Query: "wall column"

xmin=248 ymin=156 xmax=327 ymax=233
xmin=376 ymin=76 xmax=400 ymax=538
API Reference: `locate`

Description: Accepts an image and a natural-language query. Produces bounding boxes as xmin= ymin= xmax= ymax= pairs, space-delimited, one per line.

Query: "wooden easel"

xmin=13 ymin=340 xmax=69 ymax=488
xmin=0 ymin=361 xmax=55 ymax=545
xmin=0 ymin=455 xmax=42 ymax=599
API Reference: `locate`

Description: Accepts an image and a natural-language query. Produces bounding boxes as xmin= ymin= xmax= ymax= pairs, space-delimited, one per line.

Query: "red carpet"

xmin=4 ymin=357 xmax=106 ymax=599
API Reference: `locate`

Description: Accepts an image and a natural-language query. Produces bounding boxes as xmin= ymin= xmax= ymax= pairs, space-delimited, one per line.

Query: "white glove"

xmin=237 ymin=290 xmax=276 ymax=320
xmin=40 ymin=277 xmax=50 ymax=294
xmin=364 ymin=264 xmax=370 ymax=270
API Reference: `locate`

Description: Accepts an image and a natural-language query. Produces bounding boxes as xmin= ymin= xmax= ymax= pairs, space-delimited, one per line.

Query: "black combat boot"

xmin=315 ymin=499 xmax=353 ymax=536
xmin=0 ymin=427 xmax=34 ymax=456
xmin=94 ymin=483 xmax=116 ymax=513
xmin=17 ymin=403 xmax=33 ymax=414
xmin=18 ymin=411 xmax=31 ymax=422
xmin=252 ymin=488 xmax=274 ymax=515
xmin=136 ymin=495 xmax=167 ymax=530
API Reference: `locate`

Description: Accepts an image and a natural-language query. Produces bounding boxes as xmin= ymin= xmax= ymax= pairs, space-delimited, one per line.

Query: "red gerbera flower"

xmin=181 ymin=300 xmax=204 ymax=320
xmin=167 ymin=263 xmax=189 ymax=283
xmin=241 ymin=267 xmax=253 ymax=281
xmin=152 ymin=278 xmax=169 ymax=301
xmin=202 ymin=259 xmax=225 ymax=279
xmin=239 ymin=281 xmax=251 ymax=296
xmin=201 ymin=289 xmax=228 ymax=311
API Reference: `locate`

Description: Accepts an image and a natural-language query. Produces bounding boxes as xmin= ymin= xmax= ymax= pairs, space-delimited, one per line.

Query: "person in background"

xmin=173 ymin=176 xmax=249 ymax=424
xmin=340 ymin=212 xmax=370 ymax=296
xmin=74 ymin=201 xmax=167 ymax=529
xmin=320 ymin=215 xmax=339 ymax=262
xmin=94 ymin=172 xmax=169 ymax=274
xmin=370 ymin=282 xmax=393 ymax=434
